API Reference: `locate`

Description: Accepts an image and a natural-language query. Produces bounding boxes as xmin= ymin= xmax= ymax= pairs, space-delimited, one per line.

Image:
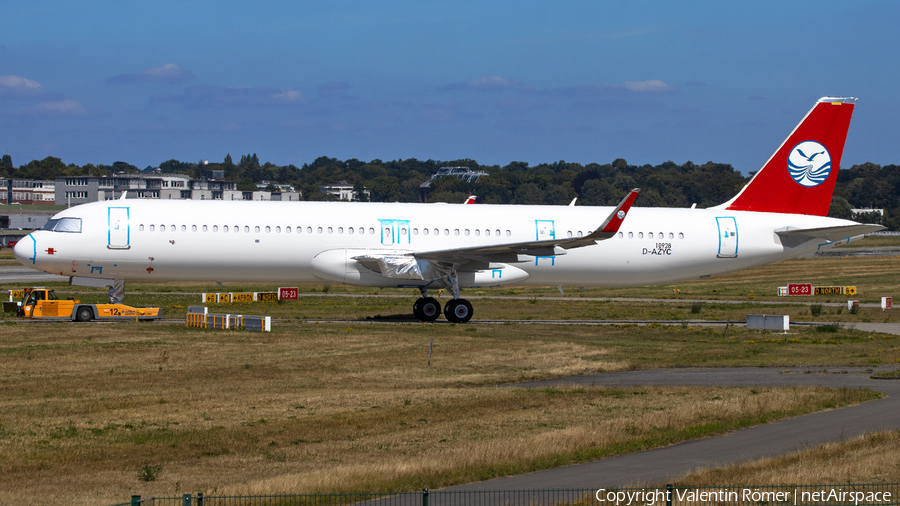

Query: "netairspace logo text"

xmin=595 ymin=487 xmax=893 ymax=506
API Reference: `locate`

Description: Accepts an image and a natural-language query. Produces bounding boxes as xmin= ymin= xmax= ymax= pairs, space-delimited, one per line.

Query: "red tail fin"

xmin=721 ymin=97 xmax=856 ymax=216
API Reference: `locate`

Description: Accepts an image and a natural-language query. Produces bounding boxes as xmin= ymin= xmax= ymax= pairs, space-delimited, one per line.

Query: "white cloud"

xmin=619 ymin=80 xmax=675 ymax=93
xmin=0 ymin=75 xmax=43 ymax=95
xmin=444 ymin=76 xmax=528 ymax=92
xmin=20 ymin=99 xmax=86 ymax=115
xmin=153 ymin=85 xmax=307 ymax=108
xmin=108 ymin=64 xmax=195 ymax=84
xmin=270 ymin=89 xmax=305 ymax=103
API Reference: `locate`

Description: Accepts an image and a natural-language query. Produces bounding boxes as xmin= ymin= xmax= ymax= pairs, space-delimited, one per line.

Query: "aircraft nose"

xmin=12 ymin=235 xmax=32 ymax=264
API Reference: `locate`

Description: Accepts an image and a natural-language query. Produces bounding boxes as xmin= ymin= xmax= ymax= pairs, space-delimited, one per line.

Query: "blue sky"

xmin=2 ymin=0 xmax=898 ymax=174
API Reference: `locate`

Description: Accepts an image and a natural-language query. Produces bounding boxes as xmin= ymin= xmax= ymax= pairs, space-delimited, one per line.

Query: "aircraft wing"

xmin=351 ymin=189 xmax=639 ymax=279
xmin=776 ymin=223 xmax=885 ymax=243
xmin=412 ymin=188 xmax=640 ymax=264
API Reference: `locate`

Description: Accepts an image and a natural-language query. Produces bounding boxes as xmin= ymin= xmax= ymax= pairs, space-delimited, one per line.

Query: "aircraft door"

xmin=716 ymin=217 xmax=738 ymax=258
xmin=108 ymin=207 xmax=131 ymax=250
xmin=535 ymin=220 xmax=555 ymax=241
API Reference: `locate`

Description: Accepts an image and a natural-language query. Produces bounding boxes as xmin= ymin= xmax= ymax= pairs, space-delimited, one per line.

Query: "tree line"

xmin=2 ymin=153 xmax=898 ymax=229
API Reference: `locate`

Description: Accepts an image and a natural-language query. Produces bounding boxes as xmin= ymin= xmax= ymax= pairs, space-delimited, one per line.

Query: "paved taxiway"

xmin=448 ymin=367 xmax=900 ymax=490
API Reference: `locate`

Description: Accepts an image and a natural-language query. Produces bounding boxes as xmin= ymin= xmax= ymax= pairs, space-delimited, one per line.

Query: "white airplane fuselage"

xmin=15 ymin=199 xmax=860 ymax=288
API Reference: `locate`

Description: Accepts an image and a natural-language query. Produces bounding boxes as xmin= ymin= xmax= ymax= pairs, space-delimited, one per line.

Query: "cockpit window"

xmin=43 ymin=217 xmax=82 ymax=233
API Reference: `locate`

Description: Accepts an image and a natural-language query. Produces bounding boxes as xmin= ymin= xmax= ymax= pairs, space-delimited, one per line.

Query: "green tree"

xmin=237 ymin=177 xmax=256 ymax=191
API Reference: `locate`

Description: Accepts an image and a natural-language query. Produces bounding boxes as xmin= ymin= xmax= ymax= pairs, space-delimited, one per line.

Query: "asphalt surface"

xmin=447 ymin=367 xmax=900 ymax=491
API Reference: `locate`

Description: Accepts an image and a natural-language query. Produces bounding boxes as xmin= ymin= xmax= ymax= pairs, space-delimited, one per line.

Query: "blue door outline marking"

xmin=535 ymin=220 xmax=555 ymax=241
xmin=108 ymin=207 xmax=131 ymax=249
xmin=378 ymin=219 xmax=411 ymax=245
xmin=715 ymin=216 xmax=738 ymax=258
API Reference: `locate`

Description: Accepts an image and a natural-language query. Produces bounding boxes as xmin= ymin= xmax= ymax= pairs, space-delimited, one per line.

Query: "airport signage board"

xmin=257 ymin=292 xmax=278 ymax=302
xmin=279 ymin=287 xmax=299 ymax=300
xmin=814 ymin=286 xmax=843 ymax=295
xmin=231 ymin=292 xmax=255 ymax=303
xmin=884 ymin=297 xmax=893 ymax=310
xmin=787 ymin=283 xmax=812 ymax=296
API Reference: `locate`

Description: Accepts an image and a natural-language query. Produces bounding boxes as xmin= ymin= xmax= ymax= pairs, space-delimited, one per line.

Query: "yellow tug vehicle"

xmin=17 ymin=287 xmax=162 ymax=322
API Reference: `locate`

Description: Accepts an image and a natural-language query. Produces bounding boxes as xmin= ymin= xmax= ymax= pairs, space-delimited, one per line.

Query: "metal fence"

xmin=111 ymin=483 xmax=900 ymax=506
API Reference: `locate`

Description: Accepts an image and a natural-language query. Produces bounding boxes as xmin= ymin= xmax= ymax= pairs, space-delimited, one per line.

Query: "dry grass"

xmin=675 ymin=431 xmax=900 ymax=485
xmin=0 ymin=321 xmax=879 ymax=505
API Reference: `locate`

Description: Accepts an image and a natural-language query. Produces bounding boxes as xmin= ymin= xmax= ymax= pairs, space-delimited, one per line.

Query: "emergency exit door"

xmin=108 ymin=207 xmax=130 ymax=249
xmin=716 ymin=216 xmax=738 ymax=258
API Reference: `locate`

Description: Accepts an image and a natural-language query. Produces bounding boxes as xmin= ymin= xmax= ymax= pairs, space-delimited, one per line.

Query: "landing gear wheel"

xmin=75 ymin=306 xmax=93 ymax=322
xmin=413 ymin=297 xmax=441 ymax=321
xmin=444 ymin=299 xmax=473 ymax=323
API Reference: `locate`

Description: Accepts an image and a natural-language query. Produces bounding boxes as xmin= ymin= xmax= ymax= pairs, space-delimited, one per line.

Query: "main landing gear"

xmin=412 ymin=270 xmax=473 ymax=323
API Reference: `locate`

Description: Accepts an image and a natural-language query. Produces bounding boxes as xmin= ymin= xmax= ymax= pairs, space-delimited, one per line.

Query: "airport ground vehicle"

xmin=16 ymin=287 xmax=162 ymax=321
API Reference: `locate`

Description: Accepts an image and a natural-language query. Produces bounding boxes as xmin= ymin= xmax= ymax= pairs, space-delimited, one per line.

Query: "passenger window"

xmin=617 ymin=231 xmax=623 ymax=238
xmin=286 ymin=227 xmax=291 ymax=233
xmin=244 ymin=226 xmax=250 ymax=233
xmin=192 ymin=225 xmax=198 ymax=232
xmin=679 ymin=232 xmax=685 ymax=239
xmin=139 ymin=224 xmax=144 ymax=231
xmin=276 ymin=226 xmax=281 ymax=233
xmin=224 ymin=225 xmax=229 ymax=232
xmin=202 ymin=225 xmax=208 ymax=232
xmin=150 ymin=225 xmax=156 ymax=232
xmin=348 ymin=227 xmax=354 ymax=235
xmin=474 ymin=230 xmax=479 ymax=236
xmin=567 ymin=231 xmax=573 ymax=238
xmin=368 ymin=227 xmax=374 ymax=234
xmin=213 ymin=225 xmax=218 ymax=232
xmin=337 ymin=227 xmax=342 ymax=234
xmin=638 ymin=232 xmax=644 ymax=239
xmin=628 ymin=232 xmax=633 ymax=238
xmin=648 ymin=232 xmax=654 ymax=239
xmin=266 ymin=226 xmax=272 ymax=233
xmin=668 ymin=232 xmax=674 ymax=239
xmin=423 ymin=229 xmax=429 ymax=236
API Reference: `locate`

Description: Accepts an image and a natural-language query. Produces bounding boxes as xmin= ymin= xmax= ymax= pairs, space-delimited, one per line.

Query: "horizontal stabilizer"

xmin=776 ymin=224 xmax=885 ymax=243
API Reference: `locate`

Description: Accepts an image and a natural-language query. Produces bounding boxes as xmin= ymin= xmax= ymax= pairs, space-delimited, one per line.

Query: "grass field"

xmin=1 ymin=242 xmax=899 ymax=505
xmin=2 ymin=253 xmax=899 ymax=324
xmin=675 ymin=430 xmax=900 ymax=484
xmin=0 ymin=320 xmax=894 ymax=505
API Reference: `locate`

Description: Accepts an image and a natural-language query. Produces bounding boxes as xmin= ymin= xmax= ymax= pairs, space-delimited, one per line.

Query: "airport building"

xmin=319 ymin=181 xmax=370 ymax=201
xmin=0 ymin=179 xmax=56 ymax=205
xmin=54 ymin=173 xmax=301 ymax=205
